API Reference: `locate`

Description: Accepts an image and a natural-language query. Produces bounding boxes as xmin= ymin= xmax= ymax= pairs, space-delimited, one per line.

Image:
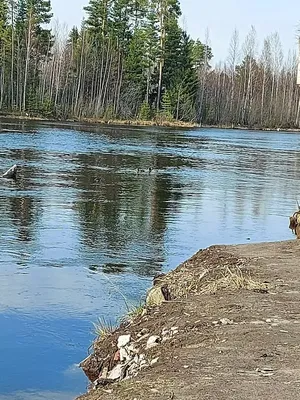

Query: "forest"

xmin=0 ymin=0 xmax=299 ymax=128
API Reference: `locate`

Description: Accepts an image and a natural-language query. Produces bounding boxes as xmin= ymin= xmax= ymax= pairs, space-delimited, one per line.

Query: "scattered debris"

xmin=146 ymin=335 xmax=161 ymax=350
xmin=82 ymin=330 xmax=164 ymax=390
xmin=256 ymin=367 xmax=275 ymax=377
xmin=161 ymin=327 xmax=179 ymax=342
xmin=107 ymin=364 xmax=123 ymax=380
xmin=118 ymin=335 xmax=131 ymax=349
xmin=151 ymin=357 xmax=159 ymax=365
xmin=2 ymin=164 xmax=17 ymax=180
xmin=213 ymin=318 xmax=234 ymax=326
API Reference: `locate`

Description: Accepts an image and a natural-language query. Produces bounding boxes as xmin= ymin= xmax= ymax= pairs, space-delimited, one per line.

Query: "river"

xmin=0 ymin=120 xmax=298 ymax=399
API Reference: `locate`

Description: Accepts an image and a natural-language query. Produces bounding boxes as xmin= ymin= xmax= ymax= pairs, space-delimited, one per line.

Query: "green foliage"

xmin=103 ymin=104 xmax=116 ymax=120
xmin=120 ymin=302 xmax=145 ymax=324
xmin=84 ymin=0 xmax=111 ymax=36
xmin=160 ymin=90 xmax=173 ymax=121
xmin=0 ymin=0 xmax=215 ymax=124
xmin=190 ymin=39 xmax=213 ymax=70
xmin=39 ymin=96 xmax=54 ymax=118
xmin=138 ymin=101 xmax=151 ymax=120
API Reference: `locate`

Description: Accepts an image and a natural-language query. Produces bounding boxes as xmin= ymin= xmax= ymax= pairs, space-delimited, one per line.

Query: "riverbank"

xmin=2 ymin=113 xmax=300 ymax=132
xmin=76 ymin=239 xmax=300 ymax=400
xmin=0 ymin=114 xmax=199 ymax=129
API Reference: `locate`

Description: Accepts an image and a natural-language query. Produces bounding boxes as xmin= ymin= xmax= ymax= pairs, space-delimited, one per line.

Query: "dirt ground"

xmin=76 ymin=240 xmax=300 ymax=400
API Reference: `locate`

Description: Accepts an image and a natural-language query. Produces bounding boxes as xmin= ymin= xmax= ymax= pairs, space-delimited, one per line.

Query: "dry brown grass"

xmin=79 ymin=117 xmax=199 ymax=129
xmin=199 ymin=266 xmax=269 ymax=294
xmin=156 ymin=247 xmax=268 ymax=299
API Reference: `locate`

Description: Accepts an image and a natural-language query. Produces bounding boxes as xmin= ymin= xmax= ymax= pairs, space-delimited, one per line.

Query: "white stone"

xmin=151 ymin=357 xmax=159 ymax=365
xmin=108 ymin=364 xmax=123 ymax=380
xmin=220 ymin=318 xmax=233 ymax=325
xmin=120 ymin=347 xmax=130 ymax=362
xmin=146 ymin=335 xmax=160 ymax=350
xmin=117 ymin=334 xmax=131 ymax=349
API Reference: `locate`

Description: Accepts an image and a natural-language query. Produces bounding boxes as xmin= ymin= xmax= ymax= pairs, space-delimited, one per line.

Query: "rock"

xmin=107 ymin=364 xmax=123 ymax=380
xmin=2 ymin=164 xmax=17 ymax=180
xmin=117 ymin=334 xmax=131 ymax=349
xmin=120 ymin=347 xmax=130 ymax=362
xmin=151 ymin=357 xmax=159 ymax=365
xmin=220 ymin=318 xmax=234 ymax=325
xmin=146 ymin=286 xmax=166 ymax=306
xmin=146 ymin=335 xmax=161 ymax=350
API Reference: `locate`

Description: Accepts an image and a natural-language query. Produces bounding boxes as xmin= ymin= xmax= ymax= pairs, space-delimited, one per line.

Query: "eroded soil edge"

xmin=77 ymin=240 xmax=300 ymax=400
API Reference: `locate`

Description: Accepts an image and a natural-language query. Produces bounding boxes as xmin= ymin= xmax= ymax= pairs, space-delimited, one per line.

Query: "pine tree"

xmin=160 ymin=89 xmax=173 ymax=120
xmin=13 ymin=0 xmax=53 ymax=111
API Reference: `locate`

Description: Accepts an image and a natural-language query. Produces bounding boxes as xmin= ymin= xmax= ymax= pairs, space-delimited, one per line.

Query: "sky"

xmin=51 ymin=0 xmax=300 ymax=62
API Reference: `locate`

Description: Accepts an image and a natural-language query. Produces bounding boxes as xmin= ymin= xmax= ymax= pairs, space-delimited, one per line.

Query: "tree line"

xmin=0 ymin=0 xmax=299 ymax=128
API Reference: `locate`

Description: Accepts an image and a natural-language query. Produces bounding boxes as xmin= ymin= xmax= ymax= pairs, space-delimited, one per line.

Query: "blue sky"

xmin=51 ymin=0 xmax=299 ymax=61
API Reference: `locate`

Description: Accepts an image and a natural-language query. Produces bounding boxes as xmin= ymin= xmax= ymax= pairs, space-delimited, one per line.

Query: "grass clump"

xmin=199 ymin=266 xmax=269 ymax=294
xmin=93 ymin=317 xmax=115 ymax=338
xmin=120 ymin=302 xmax=146 ymax=325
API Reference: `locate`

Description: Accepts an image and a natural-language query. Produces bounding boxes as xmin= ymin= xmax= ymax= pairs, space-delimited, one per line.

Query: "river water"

xmin=0 ymin=121 xmax=299 ymax=399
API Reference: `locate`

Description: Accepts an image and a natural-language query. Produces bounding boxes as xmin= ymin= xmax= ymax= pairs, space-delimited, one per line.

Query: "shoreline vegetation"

xmin=0 ymin=2 xmax=299 ymax=131
xmin=76 ymin=240 xmax=300 ymax=400
xmin=2 ymin=114 xmax=300 ymax=133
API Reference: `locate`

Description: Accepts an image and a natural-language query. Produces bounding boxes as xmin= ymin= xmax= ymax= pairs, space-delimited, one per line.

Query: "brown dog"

xmin=289 ymin=211 xmax=300 ymax=239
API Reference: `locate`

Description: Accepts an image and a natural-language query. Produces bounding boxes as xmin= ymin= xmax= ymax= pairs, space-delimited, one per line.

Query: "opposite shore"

xmin=76 ymin=238 xmax=300 ymax=400
xmin=1 ymin=113 xmax=300 ymax=133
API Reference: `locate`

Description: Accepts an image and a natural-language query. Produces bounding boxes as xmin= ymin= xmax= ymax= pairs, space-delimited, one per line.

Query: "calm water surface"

xmin=0 ymin=121 xmax=299 ymax=399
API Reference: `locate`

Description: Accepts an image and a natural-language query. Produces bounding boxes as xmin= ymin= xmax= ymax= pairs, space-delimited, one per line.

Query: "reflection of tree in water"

xmin=3 ymin=149 xmax=41 ymax=242
xmin=9 ymin=197 xmax=38 ymax=242
xmin=74 ymin=152 xmax=183 ymax=276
